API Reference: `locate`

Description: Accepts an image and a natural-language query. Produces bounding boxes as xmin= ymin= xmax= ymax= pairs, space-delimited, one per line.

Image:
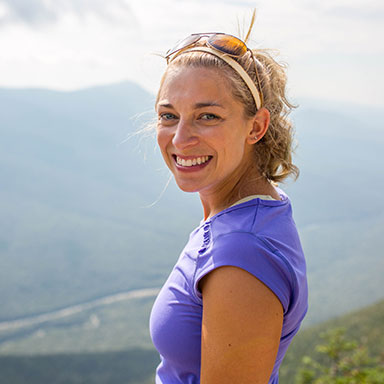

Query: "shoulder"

xmin=195 ymin=231 xmax=293 ymax=311
xmin=193 ymin=198 xmax=307 ymax=315
xmin=209 ymin=191 xmax=295 ymax=237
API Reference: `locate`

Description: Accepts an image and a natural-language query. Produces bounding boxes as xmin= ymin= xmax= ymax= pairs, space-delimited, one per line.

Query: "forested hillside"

xmin=280 ymin=298 xmax=384 ymax=382
xmin=1 ymin=299 xmax=382 ymax=384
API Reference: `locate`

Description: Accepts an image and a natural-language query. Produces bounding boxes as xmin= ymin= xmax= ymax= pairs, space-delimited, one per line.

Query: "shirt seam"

xmin=192 ymin=223 xmax=212 ymax=304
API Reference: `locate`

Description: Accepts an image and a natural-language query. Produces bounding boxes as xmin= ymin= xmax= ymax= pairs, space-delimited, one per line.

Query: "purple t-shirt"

xmin=150 ymin=190 xmax=308 ymax=383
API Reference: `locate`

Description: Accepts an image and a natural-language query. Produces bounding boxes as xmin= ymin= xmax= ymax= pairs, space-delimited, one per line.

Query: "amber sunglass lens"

xmin=208 ymin=35 xmax=247 ymax=56
xmin=167 ymin=35 xmax=201 ymax=56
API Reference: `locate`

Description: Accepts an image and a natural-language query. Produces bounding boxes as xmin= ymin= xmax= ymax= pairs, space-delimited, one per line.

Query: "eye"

xmin=200 ymin=113 xmax=220 ymax=121
xmin=159 ymin=112 xmax=177 ymax=121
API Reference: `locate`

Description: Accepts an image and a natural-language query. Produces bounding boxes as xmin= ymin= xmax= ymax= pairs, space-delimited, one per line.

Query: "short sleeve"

xmin=193 ymin=231 xmax=295 ymax=314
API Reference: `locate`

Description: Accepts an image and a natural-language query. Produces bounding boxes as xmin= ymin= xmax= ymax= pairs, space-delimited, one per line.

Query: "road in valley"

xmin=0 ymin=287 xmax=160 ymax=332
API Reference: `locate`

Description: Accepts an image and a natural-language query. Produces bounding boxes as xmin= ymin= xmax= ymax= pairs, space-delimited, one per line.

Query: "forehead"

xmin=157 ymin=66 xmax=236 ymax=107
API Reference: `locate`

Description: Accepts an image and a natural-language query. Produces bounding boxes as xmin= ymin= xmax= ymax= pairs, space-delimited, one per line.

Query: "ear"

xmin=246 ymin=107 xmax=270 ymax=144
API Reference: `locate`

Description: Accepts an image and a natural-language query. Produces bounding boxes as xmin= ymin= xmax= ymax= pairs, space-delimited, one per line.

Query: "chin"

xmin=176 ymin=184 xmax=200 ymax=193
xmin=174 ymin=179 xmax=202 ymax=193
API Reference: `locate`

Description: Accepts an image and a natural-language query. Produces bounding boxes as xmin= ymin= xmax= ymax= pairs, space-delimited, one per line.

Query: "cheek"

xmin=156 ymin=128 xmax=167 ymax=151
xmin=219 ymin=131 xmax=247 ymax=163
xmin=156 ymin=128 xmax=173 ymax=164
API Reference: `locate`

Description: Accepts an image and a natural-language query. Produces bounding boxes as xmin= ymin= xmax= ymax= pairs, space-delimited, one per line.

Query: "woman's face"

xmin=156 ymin=66 xmax=256 ymax=198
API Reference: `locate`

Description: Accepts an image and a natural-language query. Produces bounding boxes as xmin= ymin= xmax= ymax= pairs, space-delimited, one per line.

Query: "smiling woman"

xmin=149 ymin=15 xmax=308 ymax=384
xmin=156 ymin=66 xmax=268 ymax=206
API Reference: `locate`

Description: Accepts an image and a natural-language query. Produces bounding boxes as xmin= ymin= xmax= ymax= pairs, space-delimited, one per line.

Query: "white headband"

xmin=170 ymin=46 xmax=262 ymax=110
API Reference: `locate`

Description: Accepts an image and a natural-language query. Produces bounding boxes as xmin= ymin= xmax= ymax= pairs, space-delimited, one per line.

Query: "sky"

xmin=0 ymin=0 xmax=383 ymax=107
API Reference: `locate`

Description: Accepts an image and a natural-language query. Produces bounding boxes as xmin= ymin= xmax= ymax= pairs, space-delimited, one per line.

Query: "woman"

xmin=149 ymin=25 xmax=308 ymax=384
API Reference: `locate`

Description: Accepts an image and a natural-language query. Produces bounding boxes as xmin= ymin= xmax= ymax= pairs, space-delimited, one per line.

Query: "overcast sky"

xmin=0 ymin=0 xmax=382 ymax=107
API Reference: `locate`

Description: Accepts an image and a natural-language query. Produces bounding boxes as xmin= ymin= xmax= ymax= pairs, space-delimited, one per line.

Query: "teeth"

xmin=176 ymin=156 xmax=210 ymax=167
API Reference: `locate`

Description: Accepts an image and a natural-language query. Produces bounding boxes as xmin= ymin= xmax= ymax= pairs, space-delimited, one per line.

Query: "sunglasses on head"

xmin=165 ymin=33 xmax=263 ymax=109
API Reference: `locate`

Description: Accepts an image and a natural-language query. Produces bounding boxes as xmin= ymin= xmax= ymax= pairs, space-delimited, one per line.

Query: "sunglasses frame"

xmin=165 ymin=33 xmax=264 ymax=109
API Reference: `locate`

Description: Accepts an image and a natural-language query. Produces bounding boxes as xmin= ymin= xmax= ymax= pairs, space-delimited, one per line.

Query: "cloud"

xmin=0 ymin=0 xmax=382 ymax=107
xmin=0 ymin=0 xmax=134 ymax=27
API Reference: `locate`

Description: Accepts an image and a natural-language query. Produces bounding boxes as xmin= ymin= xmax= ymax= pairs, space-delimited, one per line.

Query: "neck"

xmin=199 ymin=165 xmax=278 ymax=220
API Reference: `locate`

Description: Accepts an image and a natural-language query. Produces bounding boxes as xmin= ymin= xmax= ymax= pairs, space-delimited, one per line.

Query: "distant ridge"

xmin=0 ymin=79 xmax=152 ymax=94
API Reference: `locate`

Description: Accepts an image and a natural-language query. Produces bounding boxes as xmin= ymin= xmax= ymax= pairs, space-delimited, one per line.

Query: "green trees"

xmin=296 ymin=328 xmax=384 ymax=384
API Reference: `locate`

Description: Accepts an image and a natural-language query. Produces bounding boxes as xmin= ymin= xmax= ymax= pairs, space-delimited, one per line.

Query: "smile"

xmin=175 ymin=155 xmax=211 ymax=167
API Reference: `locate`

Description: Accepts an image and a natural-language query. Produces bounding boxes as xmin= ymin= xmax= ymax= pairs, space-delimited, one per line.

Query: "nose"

xmin=172 ymin=118 xmax=199 ymax=150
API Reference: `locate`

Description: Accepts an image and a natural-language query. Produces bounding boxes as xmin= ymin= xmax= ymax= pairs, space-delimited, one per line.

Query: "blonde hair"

xmin=156 ymin=20 xmax=299 ymax=183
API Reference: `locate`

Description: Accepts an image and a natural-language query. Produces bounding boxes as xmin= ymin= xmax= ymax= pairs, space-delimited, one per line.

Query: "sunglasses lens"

xmin=208 ymin=34 xmax=247 ymax=56
xmin=167 ymin=34 xmax=201 ymax=56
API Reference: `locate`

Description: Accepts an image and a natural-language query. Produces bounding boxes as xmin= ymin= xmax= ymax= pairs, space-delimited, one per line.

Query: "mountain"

xmin=0 ymin=298 xmax=382 ymax=384
xmin=286 ymin=101 xmax=384 ymax=324
xmin=0 ymin=82 xmax=201 ymax=321
xmin=0 ymin=81 xmax=383 ymax=355
xmin=280 ymin=298 xmax=384 ymax=382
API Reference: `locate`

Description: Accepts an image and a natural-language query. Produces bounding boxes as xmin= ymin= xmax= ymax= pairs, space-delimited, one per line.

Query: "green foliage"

xmin=296 ymin=328 xmax=384 ymax=384
xmin=280 ymin=299 xmax=384 ymax=382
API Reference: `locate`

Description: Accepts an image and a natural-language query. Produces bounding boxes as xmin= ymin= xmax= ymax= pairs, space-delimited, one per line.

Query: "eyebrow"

xmin=157 ymin=101 xmax=225 ymax=109
xmin=195 ymin=102 xmax=224 ymax=109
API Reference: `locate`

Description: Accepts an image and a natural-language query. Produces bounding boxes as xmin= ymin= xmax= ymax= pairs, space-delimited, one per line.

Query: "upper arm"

xmin=199 ymin=265 xmax=283 ymax=384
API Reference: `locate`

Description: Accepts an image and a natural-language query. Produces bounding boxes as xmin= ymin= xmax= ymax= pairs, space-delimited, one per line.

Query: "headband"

xmin=169 ymin=46 xmax=262 ymax=110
